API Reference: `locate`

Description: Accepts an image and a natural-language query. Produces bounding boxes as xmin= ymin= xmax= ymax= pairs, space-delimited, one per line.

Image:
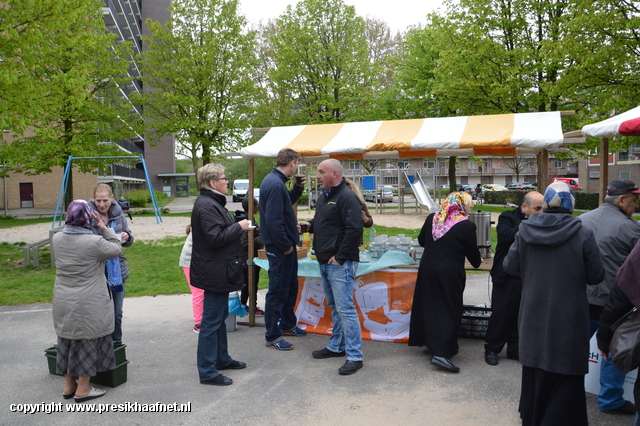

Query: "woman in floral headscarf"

xmin=51 ymin=200 xmax=123 ymax=403
xmin=408 ymin=192 xmax=482 ymax=373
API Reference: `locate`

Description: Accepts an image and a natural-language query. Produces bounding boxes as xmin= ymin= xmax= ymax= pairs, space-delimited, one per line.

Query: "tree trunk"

xmin=448 ymin=156 xmax=457 ymax=191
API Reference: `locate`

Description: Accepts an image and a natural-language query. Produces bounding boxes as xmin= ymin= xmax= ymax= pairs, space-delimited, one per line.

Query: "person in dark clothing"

xmin=579 ymin=179 xmax=640 ymax=415
xmin=191 ymin=163 xmax=249 ymax=386
xmin=504 ymin=182 xmax=604 ymax=425
xmin=484 ymin=191 xmax=543 ymax=366
xmin=598 ymin=239 xmax=640 ymax=423
xmin=117 ymin=196 xmax=133 ymax=222
xmin=408 ymin=192 xmax=482 ymax=373
xmin=304 ymin=159 xmax=364 ymax=375
xmin=259 ymin=148 xmax=306 ymax=351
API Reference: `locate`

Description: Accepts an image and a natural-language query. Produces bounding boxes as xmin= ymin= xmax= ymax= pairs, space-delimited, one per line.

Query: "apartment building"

xmin=339 ymin=156 xmax=580 ymax=189
xmin=0 ymin=0 xmax=178 ymax=212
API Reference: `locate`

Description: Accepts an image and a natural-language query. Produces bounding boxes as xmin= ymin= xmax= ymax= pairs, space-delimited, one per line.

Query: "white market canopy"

xmin=240 ymin=111 xmax=566 ymax=161
xmin=581 ymin=106 xmax=640 ymax=138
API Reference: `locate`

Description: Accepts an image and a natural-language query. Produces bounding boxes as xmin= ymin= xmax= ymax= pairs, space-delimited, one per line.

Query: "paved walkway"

xmin=0 ymin=274 xmax=629 ymax=425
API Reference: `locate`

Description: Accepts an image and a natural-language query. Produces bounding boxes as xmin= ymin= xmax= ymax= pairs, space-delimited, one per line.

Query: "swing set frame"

xmin=52 ymin=155 xmax=162 ymax=227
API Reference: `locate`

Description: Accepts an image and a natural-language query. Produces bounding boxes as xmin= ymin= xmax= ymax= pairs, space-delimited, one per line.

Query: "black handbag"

xmin=609 ymin=307 xmax=640 ymax=373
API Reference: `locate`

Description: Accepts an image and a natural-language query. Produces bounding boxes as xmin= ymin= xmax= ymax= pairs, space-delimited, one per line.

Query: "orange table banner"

xmin=294 ymin=269 xmax=417 ymax=343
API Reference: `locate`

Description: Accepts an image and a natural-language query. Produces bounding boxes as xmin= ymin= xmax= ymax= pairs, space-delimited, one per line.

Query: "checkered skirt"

xmin=56 ymin=335 xmax=116 ymax=377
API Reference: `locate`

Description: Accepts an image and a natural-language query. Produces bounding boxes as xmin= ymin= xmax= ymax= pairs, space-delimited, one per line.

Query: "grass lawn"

xmin=0 ymin=216 xmax=497 ymax=307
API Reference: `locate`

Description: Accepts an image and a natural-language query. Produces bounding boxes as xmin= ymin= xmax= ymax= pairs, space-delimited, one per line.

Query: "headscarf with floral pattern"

xmin=432 ymin=192 xmax=473 ymax=241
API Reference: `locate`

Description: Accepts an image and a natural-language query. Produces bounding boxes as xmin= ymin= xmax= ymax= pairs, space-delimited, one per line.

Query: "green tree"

xmin=1 ymin=0 xmax=139 ymax=202
xmin=413 ymin=0 xmax=588 ymax=116
xmin=559 ymin=0 xmax=640 ymax=151
xmin=390 ymin=26 xmax=442 ymax=118
xmin=264 ymin=0 xmax=377 ymax=125
xmin=138 ymin=0 xmax=261 ymax=166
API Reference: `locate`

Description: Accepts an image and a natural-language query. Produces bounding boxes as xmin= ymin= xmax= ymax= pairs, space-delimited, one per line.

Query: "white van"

xmin=232 ymin=179 xmax=249 ymax=202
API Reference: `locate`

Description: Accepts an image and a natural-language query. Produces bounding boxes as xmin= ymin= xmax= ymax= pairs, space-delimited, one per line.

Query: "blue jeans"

xmin=589 ymin=319 xmax=626 ymax=410
xmin=319 ymin=260 xmax=363 ymax=361
xmin=112 ymin=284 xmax=125 ymax=343
xmin=264 ymin=246 xmax=299 ymax=342
xmin=197 ymin=290 xmax=233 ymax=381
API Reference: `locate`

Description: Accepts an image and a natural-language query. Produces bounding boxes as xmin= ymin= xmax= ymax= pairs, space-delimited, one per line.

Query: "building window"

xmin=554 ymin=160 xmax=562 ymax=168
xmin=619 ymin=151 xmax=629 ymax=161
xmin=349 ymin=161 xmax=360 ymax=170
xmin=424 ymin=160 xmax=435 ymax=169
xmin=620 ymin=171 xmax=631 ymax=180
xmin=493 ymin=160 xmax=503 ymax=169
xmin=162 ymin=178 xmax=171 ymax=197
xmin=397 ymin=161 xmax=409 ymax=169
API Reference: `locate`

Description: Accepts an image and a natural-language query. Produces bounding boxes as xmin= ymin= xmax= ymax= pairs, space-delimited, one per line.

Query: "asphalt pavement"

xmin=0 ymin=273 xmax=630 ymax=426
xmin=0 ymin=196 xmax=632 ymax=425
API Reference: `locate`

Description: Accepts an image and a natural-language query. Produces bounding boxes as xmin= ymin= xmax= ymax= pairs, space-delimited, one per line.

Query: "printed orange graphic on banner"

xmin=294 ymin=270 xmax=417 ymax=343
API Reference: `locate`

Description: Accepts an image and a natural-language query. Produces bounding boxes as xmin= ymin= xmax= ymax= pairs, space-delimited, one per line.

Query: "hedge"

xmin=483 ymin=190 xmax=601 ymax=211
xmin=125 ymin=189 xmax=167 ymax=208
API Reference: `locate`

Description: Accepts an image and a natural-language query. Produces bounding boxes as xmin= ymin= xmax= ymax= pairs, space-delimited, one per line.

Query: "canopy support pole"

xmin=537 ymin=150 xmax=549 ymax=191
xmin=599 ymin=137 xmax=609 ymax=204
xmin=239 ymin=158 xmax=264 ymax=328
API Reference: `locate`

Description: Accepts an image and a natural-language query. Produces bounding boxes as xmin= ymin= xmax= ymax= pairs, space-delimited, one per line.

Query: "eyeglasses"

xmin=215 ymin=177 xmax=229 ymax=182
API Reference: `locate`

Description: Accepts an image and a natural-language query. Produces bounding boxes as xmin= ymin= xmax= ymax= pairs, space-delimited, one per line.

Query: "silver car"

xmin=364 ymin=189 xmax=394 ymax=203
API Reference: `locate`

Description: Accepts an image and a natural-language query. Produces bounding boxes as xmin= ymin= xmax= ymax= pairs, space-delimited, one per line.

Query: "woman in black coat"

xmin=191 ymin=163 xmax=249 ymax=386
xmin=409 ymin=192 xmax=482 ymax=373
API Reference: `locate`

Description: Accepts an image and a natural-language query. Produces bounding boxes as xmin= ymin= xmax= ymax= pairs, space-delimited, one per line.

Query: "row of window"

xmin=346 ymin=159 xmax=577 ymax=170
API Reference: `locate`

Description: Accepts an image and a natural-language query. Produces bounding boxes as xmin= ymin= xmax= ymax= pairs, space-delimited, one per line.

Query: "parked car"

xmin=364 ymin=189 xmax=394 ymax=203
xmin=505 ymin=182 xmax=535 ymax=190
xmin=552 ymin=177 xmax=580 ymax=190
xmin=232 ymin=179 xmax=249 ymax=202
xmin=482 ymin=184 xmax=508 ymax=191
xmin=458 ymin=183 xmax=474 ymax=192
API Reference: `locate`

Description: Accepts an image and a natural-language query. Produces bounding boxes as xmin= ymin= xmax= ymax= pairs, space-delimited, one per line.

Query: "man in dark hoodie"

xmin=504 ymin=182 xmax=604 ymax=425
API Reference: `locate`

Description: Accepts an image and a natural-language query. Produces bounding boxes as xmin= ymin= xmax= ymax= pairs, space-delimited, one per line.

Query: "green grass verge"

xmin=0 ymin=219 xmax=496 ymax=306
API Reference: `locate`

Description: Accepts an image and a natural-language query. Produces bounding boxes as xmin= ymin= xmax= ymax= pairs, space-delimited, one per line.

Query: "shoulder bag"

xmin=609 ymin=307 xmax=640 ymax=373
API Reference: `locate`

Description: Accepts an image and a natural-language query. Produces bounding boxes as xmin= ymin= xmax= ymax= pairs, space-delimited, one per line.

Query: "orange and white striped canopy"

xmin=240 ymin=111 xmax=564 ymax=160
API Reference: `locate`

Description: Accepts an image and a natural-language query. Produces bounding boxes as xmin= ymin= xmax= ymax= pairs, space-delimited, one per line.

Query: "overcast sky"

xmin=237 ymin=0 xmax=446 ymax=33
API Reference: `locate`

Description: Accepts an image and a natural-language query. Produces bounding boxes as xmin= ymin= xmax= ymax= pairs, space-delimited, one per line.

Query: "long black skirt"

xmin=519 ymin=366 xmax=587 ymax=426
xmin=56 ymin=335 xmax=116 ymax=377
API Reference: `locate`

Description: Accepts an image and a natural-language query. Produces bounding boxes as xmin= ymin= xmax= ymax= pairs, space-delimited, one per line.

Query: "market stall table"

xmin=254 ymin=251 xmax=418 ymax=343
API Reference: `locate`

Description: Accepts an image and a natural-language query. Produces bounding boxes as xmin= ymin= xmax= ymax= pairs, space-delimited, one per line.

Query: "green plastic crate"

xmin=44 ymin=344 xmax=128 ymax=387
xmin=90 ymin=360 xmax=129 ymax=387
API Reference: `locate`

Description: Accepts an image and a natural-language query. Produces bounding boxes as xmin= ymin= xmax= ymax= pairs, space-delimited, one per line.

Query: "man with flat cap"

xmin=579 ymin=179 xmax=640 ymax=415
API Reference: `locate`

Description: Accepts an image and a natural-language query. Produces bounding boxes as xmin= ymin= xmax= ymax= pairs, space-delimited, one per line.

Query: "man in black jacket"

xmin=305 ymin=159 xmax=364 ymax=375
xmin=191 ymin=163 xmax=248 ymax=386
xmin=484 ymin=191 xmax=542 ymax=366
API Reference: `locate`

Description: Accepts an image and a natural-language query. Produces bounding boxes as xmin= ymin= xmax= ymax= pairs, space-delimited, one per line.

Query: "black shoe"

xmin=600 ymin=400 xmax=636 ymax=415
xmin=431 ymin=356 xmax=460 ymax=373
xmin=217 ymin=360 xmax=246 ymax=370
xmin=200 ymin=374 xmax=233 ymax=386
xmin=312 ymin=347 xmax=346 ymax=359
xmin=485 ymin=350 xmax=499 ymax=366
xmin=338 ymin=360 xmax=363 ymax=375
